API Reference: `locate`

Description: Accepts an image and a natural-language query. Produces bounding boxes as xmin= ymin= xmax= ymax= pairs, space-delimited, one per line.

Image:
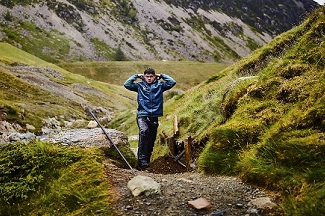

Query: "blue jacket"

xmin=124 ymin=74 xmax=176 ymax=117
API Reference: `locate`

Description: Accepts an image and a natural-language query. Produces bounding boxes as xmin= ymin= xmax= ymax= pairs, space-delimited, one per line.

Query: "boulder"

xmin=42 ymin=117 xmax=61 ymax=135
xmin=127 ymin=175 xmax=161 ymax=196
xmin=8 ymin=132 xmax=36 ymax=142
xmin=26 ymin=124 xmax=36 ymax=131
xmin=0 ymin=121 xmax=22 ymax=132
xmin=248 ymin=197 xmax=277 ymax=209
xmin=87 ymin=120 xmax=98 ymax=128
xmin=40 ymin=128 xmax=129 ymax=151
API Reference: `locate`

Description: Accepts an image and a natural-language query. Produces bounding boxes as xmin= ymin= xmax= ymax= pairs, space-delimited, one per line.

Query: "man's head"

xmin=144 ymin=68 xmax=155 ymax=75
xmin=143 ymin=68 xmax=156 ymax=84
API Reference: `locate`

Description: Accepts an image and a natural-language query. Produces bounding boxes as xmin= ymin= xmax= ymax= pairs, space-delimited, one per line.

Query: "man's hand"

xmin=137 ymin=74 xmax=144 ymax=78
xmin=156 ymin=74 xmax=162 ymax=79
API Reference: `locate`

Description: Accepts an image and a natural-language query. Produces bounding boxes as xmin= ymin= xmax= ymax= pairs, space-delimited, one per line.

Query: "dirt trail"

xmin=105 ymin=156 xmax=278 ymax=216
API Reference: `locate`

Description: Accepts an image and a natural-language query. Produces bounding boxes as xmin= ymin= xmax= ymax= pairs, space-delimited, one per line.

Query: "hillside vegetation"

xmin=0 ymin=141 xmax=115 ymax=215
xmin=58 ymin=61 xmax=230 ymax=91
xmin=0 ymin=42 xmax=136 ymax=131
xmin=158 ymin=6 xmax=324 ymax=214
xmin=0 ymin=4 xmax=324 ymax=216
xmin=0 ymin=44 xmax=137 ymax=215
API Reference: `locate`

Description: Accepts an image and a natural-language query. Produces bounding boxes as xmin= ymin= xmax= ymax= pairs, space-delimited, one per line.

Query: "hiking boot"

xmin=137 ymin=164 xmax=149 ymax=171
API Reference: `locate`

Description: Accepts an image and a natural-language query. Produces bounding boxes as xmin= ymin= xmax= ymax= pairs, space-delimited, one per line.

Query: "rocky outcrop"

xmin=40 ymin=128 xmax=128 ymax=150
xmin=0 ymin=119 xmax=129 ymax=153
xmin=163 ymin=0 xmax=319 ymax=36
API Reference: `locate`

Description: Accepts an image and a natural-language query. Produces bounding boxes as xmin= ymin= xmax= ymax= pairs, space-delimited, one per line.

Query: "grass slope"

xmin=58 ymin=61 xmax=230 ymax=91
xmin=0 ymin=42 xmax=136 ymax=131
xmin=0 ymin=43 xmax=138 ymax=215
xmin=160 ymin=6 xmax=325 ymax=214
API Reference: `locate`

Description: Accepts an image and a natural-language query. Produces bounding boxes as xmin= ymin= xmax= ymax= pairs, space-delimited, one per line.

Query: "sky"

xmin=314 ymin=0 xmax=325 ymax=5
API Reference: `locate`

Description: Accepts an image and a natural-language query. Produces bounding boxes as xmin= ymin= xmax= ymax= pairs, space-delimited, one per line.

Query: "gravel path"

xmin=105 ymin=158 xmax=279 ymax=216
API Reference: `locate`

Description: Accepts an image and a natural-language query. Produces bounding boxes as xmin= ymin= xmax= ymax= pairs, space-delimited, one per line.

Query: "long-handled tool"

xmin=88 ymin=109 xmax=133 ymax=170
xmin=173 ymin=140 xmax=186 ymax=168
xmin=174 ymin=150 xmax=186 ymax=168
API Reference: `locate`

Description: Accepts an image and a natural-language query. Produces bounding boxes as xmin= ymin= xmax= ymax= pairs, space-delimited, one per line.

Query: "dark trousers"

xmin=137 ymin=116 xmax=159 ymax=167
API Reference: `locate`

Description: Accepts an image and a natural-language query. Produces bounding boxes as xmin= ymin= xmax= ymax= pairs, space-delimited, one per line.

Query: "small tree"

xmin=114 ymin=45 xmax=126 ymax=61
xmin=4 ymin=11 xmax=13 ymax=22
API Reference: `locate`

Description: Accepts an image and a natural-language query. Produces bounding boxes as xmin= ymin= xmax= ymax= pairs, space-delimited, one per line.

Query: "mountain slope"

xmin=0 ymin=0 xmax=319 ymax=63
xmin=158 ymin=6 xmax=324 ymax=214
xmin=164 ymin=0 xmax=318 ymax=35
xmin=0 ymin=42 xmax=135 ymax=133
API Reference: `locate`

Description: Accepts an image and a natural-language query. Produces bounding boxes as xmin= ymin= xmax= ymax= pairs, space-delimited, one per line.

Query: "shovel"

xmin=88 ymin=109 xmax=133 ymax=170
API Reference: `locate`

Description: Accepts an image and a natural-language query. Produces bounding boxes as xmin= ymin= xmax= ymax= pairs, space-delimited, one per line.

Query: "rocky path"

xmin=0 ymin=117 xmax=279 ymax=216
xmin=105 ymin=158 xmax=279 ymax=216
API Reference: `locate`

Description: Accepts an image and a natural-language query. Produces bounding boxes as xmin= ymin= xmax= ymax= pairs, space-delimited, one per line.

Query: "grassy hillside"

xmin=159 ymin=6 xmax=324 ymax=214
xmin=0 ymin=44 xmax=138 ymax=215
xmin=0 ymin=141 xmax=115 ymax=215
xmin=1 ymin=5 xmax=324 ymax=215
xmin=0 ymin=43 xmax=136 ymax=132
xmin=58 ymin=61 xmax=230 ymax=91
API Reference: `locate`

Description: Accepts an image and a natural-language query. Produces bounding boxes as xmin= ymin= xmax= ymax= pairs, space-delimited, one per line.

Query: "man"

xmin=124 ymin=68 xmax=176 ymax=169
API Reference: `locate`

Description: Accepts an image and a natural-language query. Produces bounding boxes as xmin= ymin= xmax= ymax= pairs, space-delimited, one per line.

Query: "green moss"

xmin=198 ymin=141 xmax=239 ymax=175
xmin=282 ymin=183 xmax=325 ymax=215
xmin=210 ymin=119 xmax=265 ymax=150
xmin=104 ymin=145 xmax=137 ymax=169
xmin=205 ymin=72 xmax=226 ymax=84
xmin=0 ymin=141 xmax=115 ymax=215
xmin=220 ymin=78 xmax=256 ymax=119
xmin=186 ymin=14 xmax=207 ymax=33
xmin=0 ymin=43 xmax=137 ymax=134
xmin=111 ymin=0 xmax=138 ymax=24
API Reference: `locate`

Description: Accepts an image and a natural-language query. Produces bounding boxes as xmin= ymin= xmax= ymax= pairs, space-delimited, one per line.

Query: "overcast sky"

xmin=314 ymin=0 xmax=325 ymax=5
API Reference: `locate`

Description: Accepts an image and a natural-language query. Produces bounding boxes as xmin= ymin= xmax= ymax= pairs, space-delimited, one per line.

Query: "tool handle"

xmin=88 ymin=109 xmax=133 ymax=170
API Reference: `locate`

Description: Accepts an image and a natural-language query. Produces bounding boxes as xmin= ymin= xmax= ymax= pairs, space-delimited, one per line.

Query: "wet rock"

xmin=125 ymin=205 xmax=133 ymax=210
xmin=0 ymin=121 xmax=34 ymax=145
xmin=90 ymin=106 xmax=113 ymax=124
xmin=12 ymin=66 xmax=64 ymax=79
xmin=7 ymin=132 xmax=36 ymax=142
